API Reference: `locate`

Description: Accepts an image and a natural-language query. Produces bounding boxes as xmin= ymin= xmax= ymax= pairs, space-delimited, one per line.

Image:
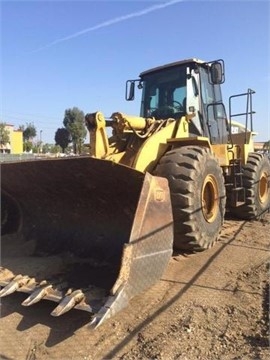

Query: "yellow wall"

xmin=1 ymin=125 xmax=23 ymax=154
xmin=11 ymin=130 xmax=23 ymax=154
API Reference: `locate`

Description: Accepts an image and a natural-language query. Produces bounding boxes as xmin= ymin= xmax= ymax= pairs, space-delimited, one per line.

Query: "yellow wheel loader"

xmin=1 ymin=58 xmax=270 ymax=327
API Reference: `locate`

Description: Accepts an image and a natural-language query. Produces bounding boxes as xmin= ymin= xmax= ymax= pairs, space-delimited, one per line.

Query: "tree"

xmin=0 ymin=123 xmax=10 ymax=146
xmin=42 ymin=143 xmax=52 ymax=154
xmin=19 ymin=123 xmax=37 ymax=152
xmin=24 ymin=141 xmax=33 ymax=152
xmin=50 ymin=144 xmax=62 ymax=154
xmin=22 ymin=123 xmax=37 ymax=141
xmin=55 ymin=127 xmax=71 ymax=152
xmin=63 ymin=107 xmax=86 ymax=154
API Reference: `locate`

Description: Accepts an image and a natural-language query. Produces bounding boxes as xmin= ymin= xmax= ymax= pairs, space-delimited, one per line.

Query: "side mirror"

xmin=209 ymin=60 xmax=225 ymax=84
xmin=126 ymin=80 xmax=135 ymax=101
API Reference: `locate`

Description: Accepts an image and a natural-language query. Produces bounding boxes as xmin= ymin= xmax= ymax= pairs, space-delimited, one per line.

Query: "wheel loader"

xmin=1 ymin=58 xmax=270 ymax=328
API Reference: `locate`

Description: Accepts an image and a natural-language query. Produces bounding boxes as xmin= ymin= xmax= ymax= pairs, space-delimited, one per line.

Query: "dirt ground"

xmin=0 ymin=214 xmax=269 ymax=360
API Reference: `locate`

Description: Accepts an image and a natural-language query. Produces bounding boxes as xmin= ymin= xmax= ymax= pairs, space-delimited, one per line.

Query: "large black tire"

xmin=154 ymin=146 xmax=226 ymax=252
xmin=230 ymin=153 xmax=270 ymax=219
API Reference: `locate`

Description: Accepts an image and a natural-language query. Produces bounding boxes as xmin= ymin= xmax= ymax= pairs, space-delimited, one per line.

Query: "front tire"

xmin=154 ymin=146 xmax=226 ymax=252
xmin=231 ymin=153 xmax=270 ymax=219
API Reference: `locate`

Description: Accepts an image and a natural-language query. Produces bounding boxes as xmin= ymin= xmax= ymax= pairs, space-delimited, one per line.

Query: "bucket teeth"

xmin=0 ymin=275 xmax=30 ymax=297
xmin=51 ymin=290 xmax=86 ymax=317
xmin=22 ymin=284 xmax=53 ymax=306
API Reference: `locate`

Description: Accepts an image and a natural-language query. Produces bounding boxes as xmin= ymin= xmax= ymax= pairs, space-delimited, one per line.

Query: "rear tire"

xmin=230 ymin=153 xmax=270 ymax=219
xmin=154 ymin=146 xmax=226 ymax=252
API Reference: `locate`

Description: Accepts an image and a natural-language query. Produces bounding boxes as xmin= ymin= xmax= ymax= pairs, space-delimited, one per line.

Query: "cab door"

xmin=199 ymin=67 xmax=228 ymax=144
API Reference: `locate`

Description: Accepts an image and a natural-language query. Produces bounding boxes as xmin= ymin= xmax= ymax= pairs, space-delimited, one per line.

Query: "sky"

xmin=1 ymin=0 xmax=269 ymax=144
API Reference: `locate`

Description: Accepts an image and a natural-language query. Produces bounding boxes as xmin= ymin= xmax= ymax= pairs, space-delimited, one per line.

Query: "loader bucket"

xmin=0 ymin=157 xmax=173 ymax=327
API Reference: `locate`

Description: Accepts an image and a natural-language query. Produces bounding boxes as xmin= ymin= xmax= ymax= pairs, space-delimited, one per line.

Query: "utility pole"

xmin=39 ymin=130 xmax=43 ymax=153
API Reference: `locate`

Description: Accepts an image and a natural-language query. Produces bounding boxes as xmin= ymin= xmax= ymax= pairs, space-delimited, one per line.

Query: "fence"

xmin=0 ymin=153 xmax=36 ymax=163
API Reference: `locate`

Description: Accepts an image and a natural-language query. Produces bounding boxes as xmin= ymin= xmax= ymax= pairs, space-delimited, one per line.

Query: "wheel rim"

xmin=201 ymin=175 xmax=219 ymax=223
xmin=259 ymin=171 xmax=269 ymax=204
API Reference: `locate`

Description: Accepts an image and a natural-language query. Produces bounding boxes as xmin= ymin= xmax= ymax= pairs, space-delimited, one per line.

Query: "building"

xmin=254 ymin=142 xmax=267 ymax=152
xmin=230 ymin=120 xmax=269 ymax=153
xmin=0 ymin=124 xmax=23 ymax=154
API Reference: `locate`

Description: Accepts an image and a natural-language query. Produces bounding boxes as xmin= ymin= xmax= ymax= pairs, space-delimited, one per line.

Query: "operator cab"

xmin=126 ymin=58 xmax=228 ymax=145
xmin=140 ymin=65 xmax=187 ymax=120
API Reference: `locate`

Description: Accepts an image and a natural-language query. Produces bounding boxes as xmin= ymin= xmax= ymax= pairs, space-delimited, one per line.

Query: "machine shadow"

xmin=0 ymin=292 xmax=91 ymax=347
xmin=102 ymin=220 xmax=247 ymax=359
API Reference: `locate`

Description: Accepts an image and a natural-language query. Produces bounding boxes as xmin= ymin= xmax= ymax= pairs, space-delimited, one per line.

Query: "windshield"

xmin=140 ymin=66 xmax=187 ymax=119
